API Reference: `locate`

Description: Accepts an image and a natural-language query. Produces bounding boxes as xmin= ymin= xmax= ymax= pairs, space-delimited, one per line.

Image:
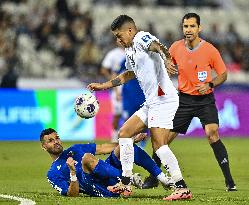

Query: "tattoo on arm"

xmin=111 ymin=78 xmax=122 ymax=87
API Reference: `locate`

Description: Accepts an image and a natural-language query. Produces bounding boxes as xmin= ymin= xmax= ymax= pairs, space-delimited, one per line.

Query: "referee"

xmin=143 ymin=13 xmax=236 ymax=192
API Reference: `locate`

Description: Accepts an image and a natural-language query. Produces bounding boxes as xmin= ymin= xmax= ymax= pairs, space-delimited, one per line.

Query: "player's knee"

xmin=205 ymin=127 xmax=219 ymax=143
xmin=82 ymin=153 xmax=94 ymax=166
xmin=206 ymin=127 xmax=217 ymax=136
xmin=118 ymin=127 xmax=129 ymax=138
xmin=82 ymin=153 xmax=97 ymax=173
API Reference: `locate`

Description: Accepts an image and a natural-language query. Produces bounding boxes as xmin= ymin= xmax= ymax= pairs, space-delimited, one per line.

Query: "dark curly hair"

xmin=40 ymin=128 xmax=57 ymax=143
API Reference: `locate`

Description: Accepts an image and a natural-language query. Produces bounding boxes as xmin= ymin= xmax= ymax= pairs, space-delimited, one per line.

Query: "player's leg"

xmin=150 ymin=127 xmax=192 ymax=200
xmin=108 ymin=107 xmax=147 ymax=196
xmin=147 ymin=100 xmax=192 ymax=200
xmin=133 ymin=143 xmax=174 ymax=188
xmin=143 ymin=130 xmax=178 ymax=189
xmin=129 ymin=106 xmax=149 ymax=150
xmin=82 ymin=152 xmax=136 ymax=197
xmin=150 ymin=128 xmax=186 ymax=185
xmin=118 ymin=114 xmax=147 ymax=181
xmin=143 ymin=101 xmax=192 ymax=189
xmin=199 ymin=103 xmax=236 ymax=191
xmin=80 ymin=158 xmax=121 ymax=197
xmin=107 ymin=144 xmax=173 ymax=189
xmin=82 ymin=153 xmax=121 ymax=179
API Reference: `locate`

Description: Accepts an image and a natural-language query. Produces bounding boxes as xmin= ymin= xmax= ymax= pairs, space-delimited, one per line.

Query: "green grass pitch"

xmin=0 ymin=138 xmax=249 ymax=205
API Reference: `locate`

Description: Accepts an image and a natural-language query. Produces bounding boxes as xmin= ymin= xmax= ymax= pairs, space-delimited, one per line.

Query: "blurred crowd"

xmin=92 ymin=0 xmax=235 ymax=9
xmin=0 ymin=0 xmax=248 ymax=88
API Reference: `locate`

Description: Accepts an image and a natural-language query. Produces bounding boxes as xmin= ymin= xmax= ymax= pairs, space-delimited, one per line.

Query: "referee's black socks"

xmin=210 ymin=139 xmax=235 ymax=186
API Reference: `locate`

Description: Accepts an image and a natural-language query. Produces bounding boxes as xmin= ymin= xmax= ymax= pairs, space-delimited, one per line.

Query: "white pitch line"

xmin=0 ymin=194 xmax=36 ymax=205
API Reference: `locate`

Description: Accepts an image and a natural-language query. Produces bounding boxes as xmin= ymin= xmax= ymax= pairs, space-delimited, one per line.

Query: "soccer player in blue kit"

xmin=40 ymin=128 xmax=173 ymax=197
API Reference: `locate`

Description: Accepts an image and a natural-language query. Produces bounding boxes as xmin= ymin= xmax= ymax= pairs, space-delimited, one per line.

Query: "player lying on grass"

xmin=40 ymin=128 xmax=174 ymax=197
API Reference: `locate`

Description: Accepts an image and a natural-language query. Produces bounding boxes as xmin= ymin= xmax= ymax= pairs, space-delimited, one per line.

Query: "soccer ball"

xmin=74 ymin=93 xmax=99 ymax=119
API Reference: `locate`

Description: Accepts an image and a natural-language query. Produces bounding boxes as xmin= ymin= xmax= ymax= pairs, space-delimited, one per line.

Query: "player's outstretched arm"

xmin=87 ymin=71 xmax=135 ymax=91
xmin=148 ymin=41 xmax=177 ymax=75
xmin=95 ymin=143 xmax=118 ymax=155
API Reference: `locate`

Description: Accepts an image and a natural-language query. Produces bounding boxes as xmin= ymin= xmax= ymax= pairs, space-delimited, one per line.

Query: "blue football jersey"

xmin=47 ymin=144 xmax=96 ymax=196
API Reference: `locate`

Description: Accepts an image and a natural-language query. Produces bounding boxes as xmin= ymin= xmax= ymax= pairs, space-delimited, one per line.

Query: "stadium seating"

xmin=0 ymin=0 xmax=248 ymax=82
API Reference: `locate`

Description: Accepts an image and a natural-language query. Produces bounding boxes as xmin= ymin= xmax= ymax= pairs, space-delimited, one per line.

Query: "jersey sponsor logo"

xmin=141 ymin=34 xmax=152 ymax=43
xmin=57 ymin=165 xmax=61 ymax=170
xmin=198 ymin=71 xmax=207 ymax=82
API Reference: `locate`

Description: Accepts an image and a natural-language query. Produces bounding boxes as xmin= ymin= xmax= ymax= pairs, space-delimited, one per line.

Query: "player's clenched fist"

xmin=66 ymin=157 xmax=76 ymax=172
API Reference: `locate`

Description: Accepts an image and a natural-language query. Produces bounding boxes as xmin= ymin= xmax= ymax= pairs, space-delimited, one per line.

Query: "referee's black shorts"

xmin=171 ymin=92 xmax=219 ymax=134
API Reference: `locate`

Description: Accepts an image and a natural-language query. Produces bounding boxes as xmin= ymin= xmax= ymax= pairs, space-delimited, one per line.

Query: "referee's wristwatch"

xmin=208 ymin=82 xmax=214 ymax=88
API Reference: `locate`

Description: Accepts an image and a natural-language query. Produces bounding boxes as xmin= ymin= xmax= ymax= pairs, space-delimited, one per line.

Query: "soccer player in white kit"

xmin=100 ymin=46 xmax=125 ymax=142
xmin=88 ymin=15 xmax=192 ymax=200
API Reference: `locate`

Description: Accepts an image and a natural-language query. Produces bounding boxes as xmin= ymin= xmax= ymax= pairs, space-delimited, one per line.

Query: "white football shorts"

xmin=134 ymin=98 xmax=179 ymax=129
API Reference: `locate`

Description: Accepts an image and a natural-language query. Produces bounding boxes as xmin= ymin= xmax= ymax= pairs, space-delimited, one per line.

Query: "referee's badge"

xmin=198 ymin=71 xmax=207 ymax=82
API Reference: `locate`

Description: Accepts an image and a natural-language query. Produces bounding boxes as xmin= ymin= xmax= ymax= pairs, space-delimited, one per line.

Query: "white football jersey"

xmin=102 ymin=47 xmax=125 ymax=73
xmin=125 ymin=31 xmax=178 ymax=105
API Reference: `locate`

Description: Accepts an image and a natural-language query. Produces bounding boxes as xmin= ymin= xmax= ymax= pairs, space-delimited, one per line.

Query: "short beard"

xmin=47 ymin=147 xmax=63 ymax=155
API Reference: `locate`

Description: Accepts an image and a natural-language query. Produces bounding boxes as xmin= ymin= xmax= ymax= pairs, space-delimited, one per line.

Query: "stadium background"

xmin=0 ymin=0 xmax=249 ymax=205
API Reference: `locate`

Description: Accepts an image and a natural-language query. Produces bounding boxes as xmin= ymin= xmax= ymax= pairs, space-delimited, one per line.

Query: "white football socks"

xmin=156 ymin=145 xmax=183 ymax=182
xmin=157 ymin=172 xmax=170 ymax=185
xmin=119 ymin=138 xmax=134 ymax=177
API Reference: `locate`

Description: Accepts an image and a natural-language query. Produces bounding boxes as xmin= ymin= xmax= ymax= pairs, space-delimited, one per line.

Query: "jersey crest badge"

xmin=198 ymin=71 xmax=207 ymax=82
